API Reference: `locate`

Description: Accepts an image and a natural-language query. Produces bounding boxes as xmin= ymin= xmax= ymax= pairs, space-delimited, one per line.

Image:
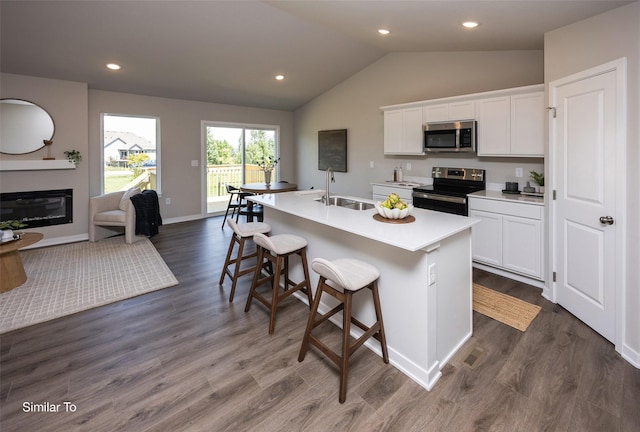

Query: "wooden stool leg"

xmin=371 ymin=281 xmax=389 ymax=363
xmin=228 ymin=237 xmax=246 ymax=302
xmin=299 ymin=249 xmax=313 ymax=307
xmin=245 ymin=246 xmax=264 ymax=312
xmin=268 ymin=255 xmax=283 ymax=335
xmin=219 ymin=234 xmax=237 ymax=286
xmin=298 ymin=278 xmax=324 ymax=362
xmin=339 ymin=290 xmax=353 ymax=404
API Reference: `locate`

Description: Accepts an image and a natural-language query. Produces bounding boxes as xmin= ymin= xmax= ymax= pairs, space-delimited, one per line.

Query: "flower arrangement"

xmin=64 ymin=149 xmax=82 ymax=166
xmin=256 ymin=155 xmax=280 ymax=171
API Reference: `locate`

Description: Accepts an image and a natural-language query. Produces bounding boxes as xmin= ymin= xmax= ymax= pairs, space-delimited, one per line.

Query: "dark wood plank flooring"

xmin=1 ymin=217 xmax=639 ymax=431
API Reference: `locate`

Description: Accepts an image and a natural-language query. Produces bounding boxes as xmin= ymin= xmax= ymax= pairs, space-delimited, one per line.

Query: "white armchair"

xmin=89 ymin=188 xmax=146 ymax=244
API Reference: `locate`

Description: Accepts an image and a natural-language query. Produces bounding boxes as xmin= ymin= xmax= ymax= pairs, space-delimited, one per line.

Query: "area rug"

xmin=0 ymin=237 xmax=178 ymax=334
xmin=472 ymin=283 xmax=541 ymax=331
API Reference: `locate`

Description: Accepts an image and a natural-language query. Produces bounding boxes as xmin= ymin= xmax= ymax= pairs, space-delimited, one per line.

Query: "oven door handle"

xmin=412 ymin=192 xmax=467 ymax=204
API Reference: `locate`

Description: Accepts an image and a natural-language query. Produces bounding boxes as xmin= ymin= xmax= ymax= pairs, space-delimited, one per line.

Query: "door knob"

xmin=599 ymin=216 xmax=614 ymax=225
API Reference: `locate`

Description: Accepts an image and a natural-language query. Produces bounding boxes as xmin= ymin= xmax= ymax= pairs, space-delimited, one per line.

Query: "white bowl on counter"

xmin=375 ymin=203 xmax=414 ymax=219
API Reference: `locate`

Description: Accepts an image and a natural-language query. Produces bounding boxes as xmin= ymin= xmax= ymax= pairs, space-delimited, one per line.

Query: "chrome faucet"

xmin=324 ymin=167 xmax=335 ymax=206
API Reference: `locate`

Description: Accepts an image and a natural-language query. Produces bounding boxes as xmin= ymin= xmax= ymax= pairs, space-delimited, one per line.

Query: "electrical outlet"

xmin=428 ymin=263 xmax=436 ymax=286
xmin=165 ymin=198 xmax=171 ymax=205
xmin=370 ymin=161 xmax=375 ymax=168
xmin=191 ymin=160 xmax=199 ymax=167
xmin=515 ymin=167 xmax=523 ymax=178
xmin=406 ymin=163 xmax=412 ymax=171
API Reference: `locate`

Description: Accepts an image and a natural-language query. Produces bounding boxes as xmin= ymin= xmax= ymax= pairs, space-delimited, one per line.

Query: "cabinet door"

xmin=477 ymin=96 xmax=511 ymax=156
xmin=502 ymin=215 xmax=542 ymax=278
xmin=383 ymin=110 xmax=404 ymax=154
xmin=511 ymin=92 xmax=544 ymax=156
xmin=469 ymin=210 xmax=502 ymax=266
xmin=383 ymin=108 xmax=424 ymax=155
xmin=403 ymin=107 xmax=424 ymax=154
xmin=424 ymin=104 xmax=449 ymax=122
xmin=449 ymin=101 xmax=476 ymax=120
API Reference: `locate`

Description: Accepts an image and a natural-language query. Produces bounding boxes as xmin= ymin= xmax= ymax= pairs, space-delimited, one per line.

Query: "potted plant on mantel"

xmin=64 ymin=149 xmax=82 ymax=166
xmin=257 ymin=155 xmax=280 ymax=186
xmin=529 ymin=170 xmax=544 ymax=194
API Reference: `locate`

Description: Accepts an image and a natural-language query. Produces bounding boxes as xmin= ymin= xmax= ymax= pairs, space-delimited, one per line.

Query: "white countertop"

xmin=371 ymin=180 xmax=426 ymax=189
xmin=469 ymin=190 xmax=545 ymax=205
xmin=249 ymin=190 xmax=478 ymax=252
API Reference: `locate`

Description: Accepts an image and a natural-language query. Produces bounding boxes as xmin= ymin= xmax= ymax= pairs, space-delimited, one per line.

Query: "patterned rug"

xmin=0 ymin=237 xmax=178 ymax=334
xmin=473 ymin=283 xmax=542 ymax=331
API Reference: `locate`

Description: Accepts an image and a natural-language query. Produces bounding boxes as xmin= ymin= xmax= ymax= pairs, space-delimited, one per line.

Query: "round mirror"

xmin=0 ymin=99 xmax=55 ymax=155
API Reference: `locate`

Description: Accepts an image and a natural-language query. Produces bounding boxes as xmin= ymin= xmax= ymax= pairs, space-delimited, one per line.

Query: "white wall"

xmin=0 ymin=73 xmax=89 ymax=245
xmin=545 ymin=2 xmax=640 ymax=364
xmin=88 ymin=91 xmax=295 ymax=222
xmin=293 ymin=50 xmax=545 ymax=197
xmin=0 ymin=75 xmax=295 ymax=243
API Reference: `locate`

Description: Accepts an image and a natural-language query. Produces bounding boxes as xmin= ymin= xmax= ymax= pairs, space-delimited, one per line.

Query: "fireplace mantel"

xmin=0 ymin=160 xmax=76 ymax=171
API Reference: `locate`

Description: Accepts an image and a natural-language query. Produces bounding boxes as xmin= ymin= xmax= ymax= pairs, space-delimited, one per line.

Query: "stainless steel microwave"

xmin=423 ymin=120 xmax=476 ymax=153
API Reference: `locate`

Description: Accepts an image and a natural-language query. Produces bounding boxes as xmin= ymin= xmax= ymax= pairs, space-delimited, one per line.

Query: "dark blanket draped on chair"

xmin=130 ymin=190 xmax=162 ymax=237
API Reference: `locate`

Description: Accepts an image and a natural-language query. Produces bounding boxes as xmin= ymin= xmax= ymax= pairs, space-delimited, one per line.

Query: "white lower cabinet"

xmin=469 ymin=197 xmax=544 ymax=281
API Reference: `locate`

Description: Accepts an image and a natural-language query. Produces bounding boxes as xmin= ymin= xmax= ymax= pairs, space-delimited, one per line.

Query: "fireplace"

xmin=0 ymin=189 xmax=73 ymax=229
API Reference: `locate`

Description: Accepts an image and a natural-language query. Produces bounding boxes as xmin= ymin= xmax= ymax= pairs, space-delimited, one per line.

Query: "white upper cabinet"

xmin=510 ymin=92 xmax=544 ymax=156
xmin=476 ymin=96 xmax=511 ymax=156
xmin=380 ymin=84 xmax=543 ymax=157
xmin=477 ymin=91 xmax=544 ymax=157
xmin=383 ymin=107 xmax=424 ymax=155
xmin=423 ymin=100 xmax=476 ymax=123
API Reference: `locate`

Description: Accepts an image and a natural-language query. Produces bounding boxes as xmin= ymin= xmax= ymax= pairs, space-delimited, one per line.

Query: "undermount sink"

xmin=316 ymin=196 xmax=375 ymax=210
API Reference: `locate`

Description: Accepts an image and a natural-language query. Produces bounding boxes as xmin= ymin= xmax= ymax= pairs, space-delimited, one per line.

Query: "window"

xmin=102 ymin=114 xmax=160 ymax=194
xmin=203 ymin=122 xmax=278 ymax=214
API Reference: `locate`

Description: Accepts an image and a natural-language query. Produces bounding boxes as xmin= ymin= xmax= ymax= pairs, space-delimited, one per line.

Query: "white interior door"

xmin=550 ymin=60 xmax=625 ymax=344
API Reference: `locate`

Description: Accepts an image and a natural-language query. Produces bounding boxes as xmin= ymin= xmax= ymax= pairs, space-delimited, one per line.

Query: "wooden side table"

xmin=0 ymin=232 xmax=43 ymax=293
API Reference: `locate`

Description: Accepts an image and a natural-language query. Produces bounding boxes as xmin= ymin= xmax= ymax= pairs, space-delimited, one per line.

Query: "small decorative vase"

xmin=539 ymin=186 xmax=545 ymax=194
xmin=264 ymin=170 xmax=272 ymax=186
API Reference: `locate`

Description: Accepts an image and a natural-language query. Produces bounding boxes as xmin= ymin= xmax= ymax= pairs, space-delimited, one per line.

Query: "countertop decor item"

xmin=529 ymin=170 xmax=544 ymax=193
xmin=376 ymin=193 xmax=413 ymax=219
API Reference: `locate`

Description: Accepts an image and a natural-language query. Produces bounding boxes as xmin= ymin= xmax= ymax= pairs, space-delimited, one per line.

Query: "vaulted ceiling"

xmin=0 ymin=1 xmax=632 ymax=110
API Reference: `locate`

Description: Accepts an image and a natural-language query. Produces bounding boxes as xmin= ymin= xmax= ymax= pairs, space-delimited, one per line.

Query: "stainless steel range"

xmin=412 ymin=167 xmax=485 ymax=216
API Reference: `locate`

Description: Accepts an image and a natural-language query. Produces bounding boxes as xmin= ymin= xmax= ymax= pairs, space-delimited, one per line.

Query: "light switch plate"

xmin=515 ymin=167 xmax=523 ymax=178
xmin=191 ymin=160 xmax=199 ymax=167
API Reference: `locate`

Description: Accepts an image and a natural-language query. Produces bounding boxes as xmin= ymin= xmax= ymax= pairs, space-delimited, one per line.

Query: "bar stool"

xmin=298 ymin=257 xmax=389 ymax=403
xmin=219 ymin=219 xmax=271 ymax=302
xmin=244 ymin=232 xmax=313 ymax=334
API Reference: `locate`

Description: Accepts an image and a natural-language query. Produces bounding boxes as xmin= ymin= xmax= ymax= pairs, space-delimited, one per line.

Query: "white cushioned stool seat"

xmin=245 ymin=232 xmax=313 ymax=334
xmin=219 ymin=219 xmax=271 ymax=303
xmin=311 ymin=258 xmax=380 ymax=292
xmin=253 ymin=232 xmax=307 ymax=255
xmin=228 ymin=219 xmax=271 ymax=237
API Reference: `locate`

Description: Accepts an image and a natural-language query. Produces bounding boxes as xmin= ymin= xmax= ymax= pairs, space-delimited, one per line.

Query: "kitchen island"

xmin=249 ymin=190 xmax=479 ymax=390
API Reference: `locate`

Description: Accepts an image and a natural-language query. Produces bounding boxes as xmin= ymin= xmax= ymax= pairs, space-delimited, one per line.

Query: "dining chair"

xmin=221 ymin=184 xmax=248 ymax=228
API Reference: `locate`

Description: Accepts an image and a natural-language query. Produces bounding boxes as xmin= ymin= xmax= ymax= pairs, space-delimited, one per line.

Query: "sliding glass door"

xmin=203 ymin=123 xmax=278 ymax=215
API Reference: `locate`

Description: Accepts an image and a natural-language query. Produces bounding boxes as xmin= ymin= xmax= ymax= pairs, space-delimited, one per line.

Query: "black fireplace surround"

xmin=0 ymin=189 xmax=73 ymax=229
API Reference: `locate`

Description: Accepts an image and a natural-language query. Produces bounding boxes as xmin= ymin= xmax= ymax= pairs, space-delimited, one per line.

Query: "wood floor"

xmin=1 ymin=217 xmax=639 ymax=431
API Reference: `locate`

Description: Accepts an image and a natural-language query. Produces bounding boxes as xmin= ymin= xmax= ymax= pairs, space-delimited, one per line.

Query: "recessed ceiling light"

xmin=275 ymin=74 xmax=285 ymax=81
xmin=378 ymin=29 xmax=391 ymax=35
xmin=106 ymin=63 xmax=122 ymax=70
xmin=462 ymin=21 xmax=479 ymax=29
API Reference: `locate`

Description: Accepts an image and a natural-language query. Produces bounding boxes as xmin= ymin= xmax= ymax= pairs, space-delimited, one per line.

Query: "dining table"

xmin=240 ymin=182 xmax=298 ymax=194
xmin=239 ymin=182 xmax=298 ymax=221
